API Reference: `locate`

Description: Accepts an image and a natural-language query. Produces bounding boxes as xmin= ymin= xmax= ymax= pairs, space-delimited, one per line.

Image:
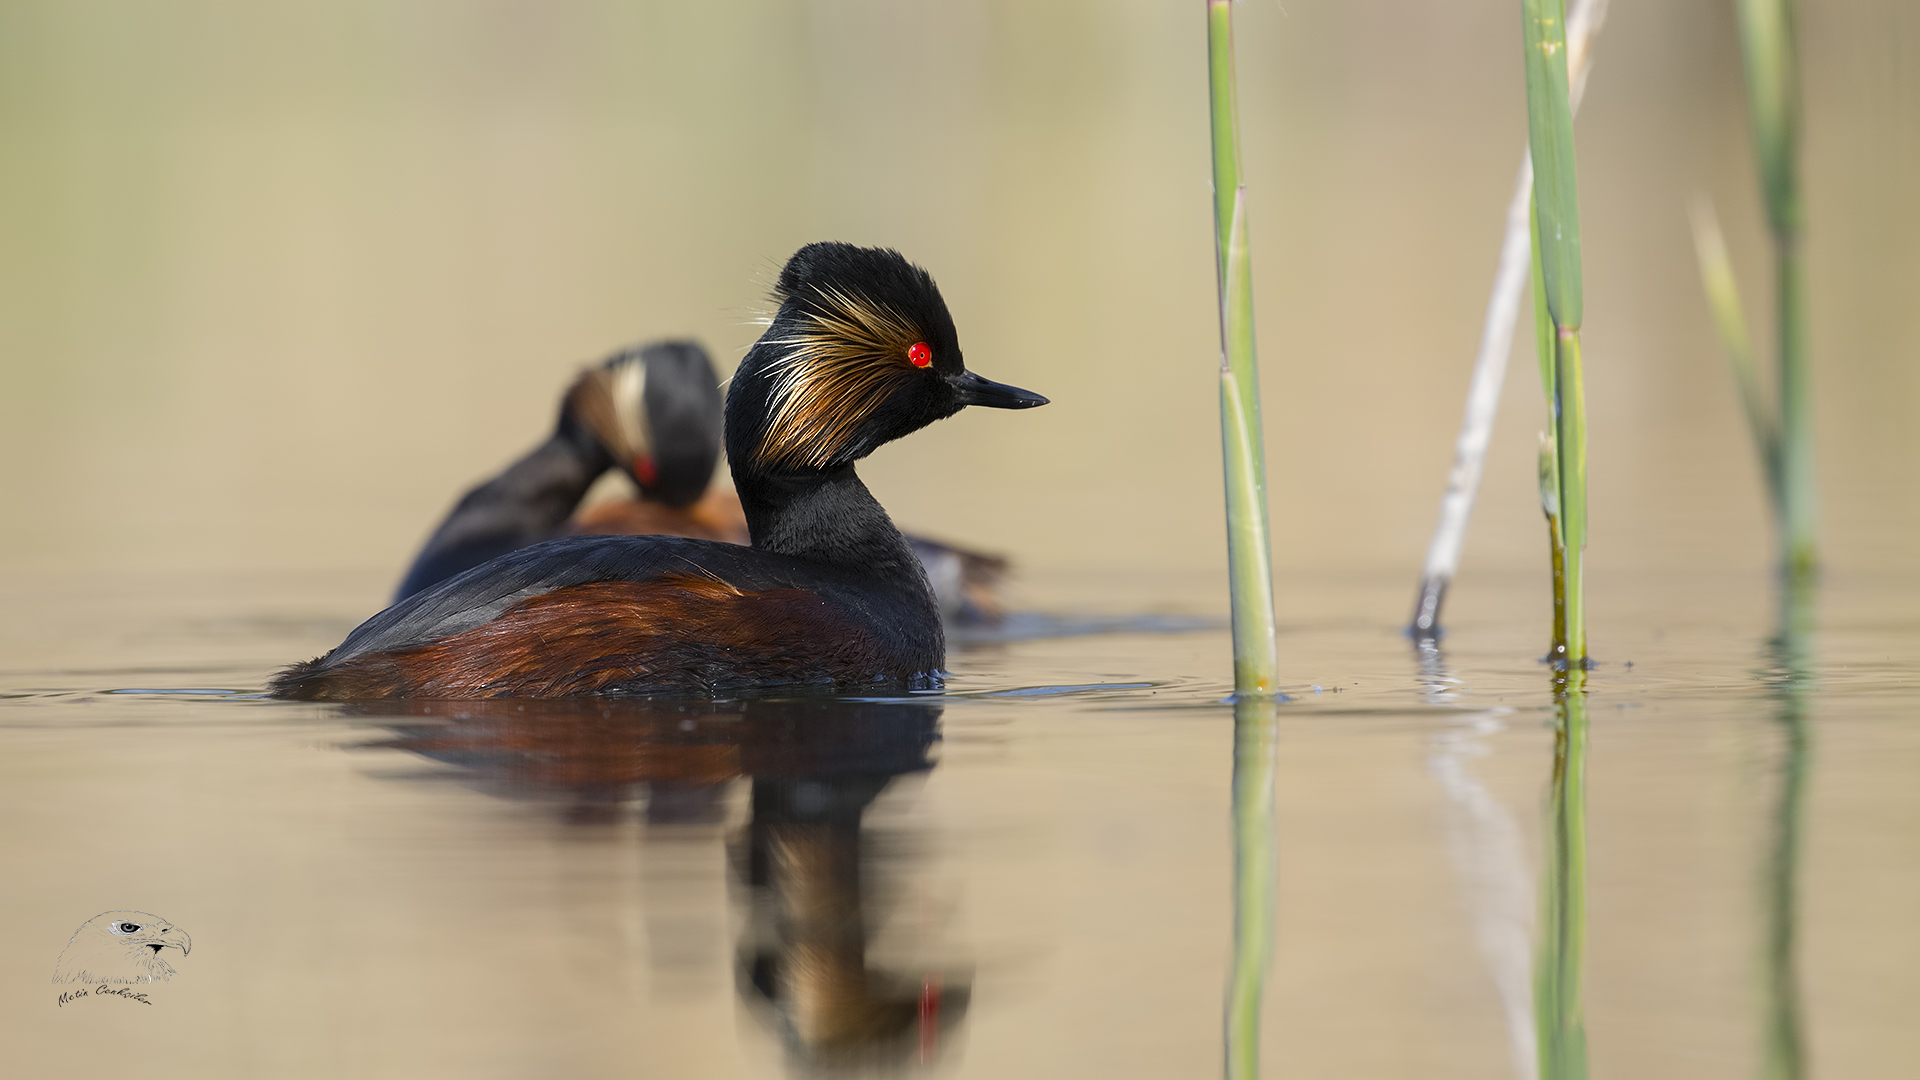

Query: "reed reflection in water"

xmin=1761 ymin=580 xmax=1814 ymax=1080
xmin=1419 ymin=641 xmax=1537 ymax=1080
xmin=1526 ymin=581 xmax=1815 ymax=1080
xmin=1534 ymin=679 xmax=1590 ymax=1080
xmin=357 ymin=695 xmax=968 ymax=1073
xmin=1224 ymin=697 xmax=1278 ymax=1080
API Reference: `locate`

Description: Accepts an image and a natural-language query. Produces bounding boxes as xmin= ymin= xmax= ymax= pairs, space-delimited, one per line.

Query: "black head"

xmin=726 ymin=243 xmax=1047 ymax=473
xmin=565 ymin=340 xmax=724 ymax=507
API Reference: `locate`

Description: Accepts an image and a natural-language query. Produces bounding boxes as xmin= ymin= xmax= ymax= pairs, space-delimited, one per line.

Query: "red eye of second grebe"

xmin=907 ymin=342 xmax=933 ymax=368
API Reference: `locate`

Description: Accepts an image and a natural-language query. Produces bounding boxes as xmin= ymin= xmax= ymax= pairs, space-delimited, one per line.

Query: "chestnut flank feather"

xmin=272 ymin=575 xmax=898 ymax=699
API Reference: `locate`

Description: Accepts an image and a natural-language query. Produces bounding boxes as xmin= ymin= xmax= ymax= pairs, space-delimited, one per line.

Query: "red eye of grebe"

xmin=907 ymin=342 xmax=933 ymax=368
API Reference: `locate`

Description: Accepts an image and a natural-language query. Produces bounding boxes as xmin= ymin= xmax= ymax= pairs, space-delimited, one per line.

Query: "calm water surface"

xmin=3 ymin=565 xmax=1915 ymax=1078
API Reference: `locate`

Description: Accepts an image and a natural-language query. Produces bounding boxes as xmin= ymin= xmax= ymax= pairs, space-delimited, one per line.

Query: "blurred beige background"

xmin=1 ymin=0 xmax=1915 ymax=607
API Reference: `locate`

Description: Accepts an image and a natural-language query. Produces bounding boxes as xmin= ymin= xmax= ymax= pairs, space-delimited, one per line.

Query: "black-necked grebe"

xmin=272 ymin=243 xmax=1046 ymax=700
xmin=393 ymin=340 xmax=723 ymax=601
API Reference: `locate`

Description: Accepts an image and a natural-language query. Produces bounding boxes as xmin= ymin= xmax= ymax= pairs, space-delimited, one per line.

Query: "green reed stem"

xmin=1531 ymin=195 xmax=1556 ymax=417
xmin=1737 ymin=0 xmax=1816 ymax=580
xmin=1523 ymin=0 xmax=1590 ymax=670
xmin=1775 ymin=242 xmax=1814 ymax=579
xmin=1688 ymin=198 xmax=1783 ymax=503
xmin=1532 ymin=206 xmax=1575 ymax=667
xmin=1535 ymin=683 xmax=1591 ymax=1080
xmin=1207 ymin=0 xmax=1279 ymax=698
xmin=1530 ymin=192 xmax=1556 ymax=410
xmin=1523 ymin=5 xmax=1583 ymax=334
xmin=1541 ymin=445 xmax=1568 ymax=657
xmin=1225 ymin=698 xmax=1279 ymax=1080
xmin=1555 ymin=329 xmax=1588 ymax=666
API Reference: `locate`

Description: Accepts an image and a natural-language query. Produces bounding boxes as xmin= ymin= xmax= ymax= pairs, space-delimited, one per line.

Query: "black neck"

xmin=509 ymin=415 xmax=617 ymax=521
xmin=733 ymin=465 xmax=930 ymax=585
xmin=391 ymin=416 xmax=613 ymax=601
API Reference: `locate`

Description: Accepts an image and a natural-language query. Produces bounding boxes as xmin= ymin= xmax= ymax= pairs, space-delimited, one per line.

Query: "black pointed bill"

xmin=954 ymin=370 xmax=1048 ymax=410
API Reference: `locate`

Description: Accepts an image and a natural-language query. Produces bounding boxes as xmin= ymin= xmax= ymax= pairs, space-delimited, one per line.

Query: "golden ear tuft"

xmin=567 ymin=359 xmax=650 ymax=461
xmin=757 ymin=287 xmax=927 ymax=468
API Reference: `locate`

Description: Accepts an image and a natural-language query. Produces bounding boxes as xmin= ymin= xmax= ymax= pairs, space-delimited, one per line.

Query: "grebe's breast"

xmin=272 ymin=534 xmax=942 ymax=700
